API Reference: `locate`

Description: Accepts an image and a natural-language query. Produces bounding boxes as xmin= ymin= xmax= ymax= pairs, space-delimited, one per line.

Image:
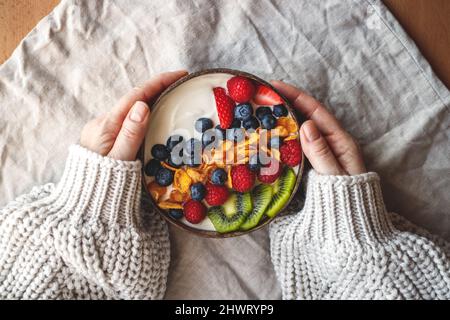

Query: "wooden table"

xmin=0 ymin=0 xmax=449 ymax=88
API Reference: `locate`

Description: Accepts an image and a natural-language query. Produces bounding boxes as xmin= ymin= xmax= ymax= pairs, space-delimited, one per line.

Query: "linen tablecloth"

xmin=0 ymin=0 xmax=449 ymax=299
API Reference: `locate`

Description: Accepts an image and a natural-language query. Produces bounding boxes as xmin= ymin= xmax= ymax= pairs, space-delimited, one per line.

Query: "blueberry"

xmin=269 ymin=136 xmax=283 ymax=149
xmin=190 ymin=183 xmax=206 ymax=201
xmin=273 ymin=104 xmax=288 ymax=117
xmin=144 ymin=159 xmax=161 ymax=176
xmin=211 ymin=168 xmax=227 ymax=185
xmin=185 ymin=138 xmax=202 ymax=155
xmin=226 ymin=128 xmax=245 ymax=143
xmin=242 ymin=116 xmax=260 ymax=130
xmin=234 ymin=103 xmax=253 ymax=121
xmin=231 ymin=119 xmax=242 ymax=128
xmin=166 ymin=135 xmax=184 ymax=151
xmin=202 ymin=129 xmax=220 ymax=149
xmin=249 ymin=154 xmax=261 ymax=172
xmin=168 ymin=209 xmax=183 ymax=219
xmin=195 ymin=118 xmax=213 ymax=133
xmin=255 ymin=106 xmax=272 ymax=120
xmin=151 ymin=144 xmax=170 ymax=160
xmin=155 ymin=168 xmax=174 ymax=186
xmin=260 ymin=114 xmax=277 ymax=129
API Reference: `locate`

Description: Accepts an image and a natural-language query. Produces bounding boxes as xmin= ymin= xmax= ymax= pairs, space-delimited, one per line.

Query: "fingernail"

xmin=130 ymin=101 xmax=148 ymax=122
xmin=303 ymin=121 xmax=320 ymax=142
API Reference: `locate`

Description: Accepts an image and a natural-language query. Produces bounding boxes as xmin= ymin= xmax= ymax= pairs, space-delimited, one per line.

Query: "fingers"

xmin=328 ymin=132 xmax=367 ymax=175
xmin=300 ymin=120 xmax=345 ymax=175
xmin=107 ymin=101 xmax=150 ymax=161
xmin=271 ymin=80 xmax=342 ymax=136
xmin=110 ymin=70 xmax=188 ymax=123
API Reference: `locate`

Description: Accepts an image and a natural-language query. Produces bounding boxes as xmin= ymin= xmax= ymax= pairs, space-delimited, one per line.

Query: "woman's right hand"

xmin=272 ymin=81 xmax=367 ymax=176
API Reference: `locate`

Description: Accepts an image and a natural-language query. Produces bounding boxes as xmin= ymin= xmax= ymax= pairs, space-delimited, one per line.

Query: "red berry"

xmin=280 ymin=140 xmax=302 ymax=167
xmin=183 ymin=200 xmax=206 ymax=224
xmin=257 ymin=160 xmax=282 ymax=184
xmin=213 ymin=87 xmax=235 ymax=129
xmin=231 ymin=165 xmax=256 ymax=193
xmin=253 ymin=85 xmax=283 ymax=106
xmin=227 ymin=76 xmax=256 ymax=103
xmin=205 ymin=182 xmax=229 ymax=206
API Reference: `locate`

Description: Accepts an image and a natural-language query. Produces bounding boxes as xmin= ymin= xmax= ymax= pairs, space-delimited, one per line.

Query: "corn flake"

xmin=284 ymin=134 xmax=299 ymax=141
xmin=186 ymin=168 xmax=206 ymax=183
xmin=273 ymin=125 xmax=289 ymax=138
xmin=158 ymin=201 xmax=183 ymax=210
xmin=277 ymin=117 xmax=299 ymax=134
xmin=174 ymin=169 xmax=192 ymax=194
xmin=227 ymin=166 xmax=233 ymax=189
xmin=169 ymin=190 xmax=188 ymax=203
xmin=148 ymin=181 xmax=167 ymax=202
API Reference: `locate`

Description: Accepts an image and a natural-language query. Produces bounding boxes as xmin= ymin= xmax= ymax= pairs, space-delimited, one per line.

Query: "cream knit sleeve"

xmin=0 ymin=145 xmax=170 ymax=299
xmin=269 ymin=170 xmax=450 ymax=300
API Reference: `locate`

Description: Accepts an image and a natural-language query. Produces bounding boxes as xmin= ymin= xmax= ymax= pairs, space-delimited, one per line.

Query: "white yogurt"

xmin=145 ymin=73 xmax=232 ymax=148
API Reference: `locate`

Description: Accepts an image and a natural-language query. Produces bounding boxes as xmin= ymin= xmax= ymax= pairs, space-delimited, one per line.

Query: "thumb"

xmin=108 ymin=101 xmax=150 ymax=161
xmin=300 ymin=120 xmax=345 ymax=175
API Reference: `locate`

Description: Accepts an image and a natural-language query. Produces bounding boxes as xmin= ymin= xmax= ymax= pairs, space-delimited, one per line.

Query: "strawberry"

xmin=231 ymin=165 xmax=256 ymax=193
xmin=227 ymin=76 xmax=256 ymax=103
xmin=205 ymin=182 xmax=229 ymax=206
xmin=280 ymin=140 xmax=302 ymax=167
xmin=257 ymin=160 xmax=282 ymax=184
xmin=183 ymin=200 xmax=206 ymax=224
xmin=253 ymin=85 xmax=283 ymax=106
xmin=213 ymin=87 xmax=235 ymax=129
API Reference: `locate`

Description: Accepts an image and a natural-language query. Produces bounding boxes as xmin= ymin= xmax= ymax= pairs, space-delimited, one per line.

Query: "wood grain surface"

xmin=384 ymin=0 xmax=450 ymax=88
xmin=0 ymin=0 xmax=449 ymax=88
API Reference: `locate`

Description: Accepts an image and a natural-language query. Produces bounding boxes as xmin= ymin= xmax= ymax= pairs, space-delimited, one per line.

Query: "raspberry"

xmin=257 ymin=160 xmax=282 ymax=184
xmin=205 ymin=182 xmax=229 ymax=206
xmin=213 ymin=87 xmax=235 ymax=129
xmin=280 ymin=140 xmax=302 ymax=167
xmin=227 ymin=76 xmax=256 ymax=103
xmin=231 ymin=165 xmax=256 ymax=193
xmin=183 ymin=200 xmax=206 ymax=224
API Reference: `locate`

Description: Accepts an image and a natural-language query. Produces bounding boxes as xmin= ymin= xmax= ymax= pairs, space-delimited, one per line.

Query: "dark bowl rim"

xmin=138 ymin=68 xmax=305 ymax=238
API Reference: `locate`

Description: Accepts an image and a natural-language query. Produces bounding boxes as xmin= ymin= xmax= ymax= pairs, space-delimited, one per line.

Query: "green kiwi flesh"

xmin=240 ymin=184 xmax=273 ymax=231
xmin=265 ymin=167 xmax=296 ymax=218
xmin=208 ymin=192 xmax=252 ymax=233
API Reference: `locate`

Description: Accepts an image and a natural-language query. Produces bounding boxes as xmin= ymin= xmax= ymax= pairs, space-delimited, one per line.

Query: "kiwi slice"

xmin=208 ymin=192 xmax=253 ymax=233
xmin=265 ymin=167 xmax=297 ymax=218
xmin=240 ymin=184 xmax=273 ymax=231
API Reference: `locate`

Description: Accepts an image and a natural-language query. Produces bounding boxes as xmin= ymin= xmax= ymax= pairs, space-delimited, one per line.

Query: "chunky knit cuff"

xmin=301 ymin=170 xmax=395 ymax=245
xmin=51 ymin=145 xmax=143 ymax=228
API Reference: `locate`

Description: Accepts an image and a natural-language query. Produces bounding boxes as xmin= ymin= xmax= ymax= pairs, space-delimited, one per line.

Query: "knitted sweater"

xmin=270 ymin=172 xmax=450 ymax=299
xmin=0 ymin=145 xmax=449 ymax=299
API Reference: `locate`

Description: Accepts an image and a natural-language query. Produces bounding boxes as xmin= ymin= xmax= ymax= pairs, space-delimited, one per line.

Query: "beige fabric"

xmin=0 ymin=0 xmax=449 ymax=299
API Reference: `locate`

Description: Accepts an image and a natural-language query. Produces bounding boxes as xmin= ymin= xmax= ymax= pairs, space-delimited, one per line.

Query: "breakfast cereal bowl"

xmin=140 ymin=68 xmax=304 ymax=238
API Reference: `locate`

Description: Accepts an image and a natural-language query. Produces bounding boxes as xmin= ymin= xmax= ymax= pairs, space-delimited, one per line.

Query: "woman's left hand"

xmin=80 ymin=70 xmax=188 ymax=161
